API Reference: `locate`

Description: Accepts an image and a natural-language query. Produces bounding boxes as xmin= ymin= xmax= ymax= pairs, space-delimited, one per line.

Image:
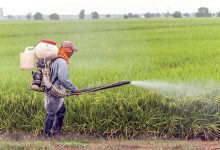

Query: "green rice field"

xmin=0 ymin=18 xmax=220 ymax=139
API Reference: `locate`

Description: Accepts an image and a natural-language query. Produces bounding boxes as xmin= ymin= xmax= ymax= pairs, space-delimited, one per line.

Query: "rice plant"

xmin=0 ymin=18 xmax=220 ymax=139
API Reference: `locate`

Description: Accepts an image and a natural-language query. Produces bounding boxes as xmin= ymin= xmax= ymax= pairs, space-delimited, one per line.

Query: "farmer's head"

xmin=58 ymin=41 xmax=78 ymax=63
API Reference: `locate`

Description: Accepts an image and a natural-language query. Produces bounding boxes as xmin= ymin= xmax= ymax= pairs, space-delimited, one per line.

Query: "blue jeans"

xmin=44 ymin=103 xmax=66 ymax=136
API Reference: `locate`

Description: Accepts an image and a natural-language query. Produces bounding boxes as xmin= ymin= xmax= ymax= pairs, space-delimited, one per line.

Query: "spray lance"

xmin=68 ymin=80 xmax=131 ymax=96
xmin=20 ymin=40 xmax=131 ymax=98
xmin=32 ymin=58 xmax=131 ymax=98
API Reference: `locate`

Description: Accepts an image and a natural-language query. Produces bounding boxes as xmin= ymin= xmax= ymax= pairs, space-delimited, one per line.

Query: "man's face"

xmin=65 ymin=48 xmax=74 ymax=58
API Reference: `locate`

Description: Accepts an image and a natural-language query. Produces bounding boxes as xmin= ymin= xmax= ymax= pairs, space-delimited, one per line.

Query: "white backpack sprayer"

xmin=20 ymin=40 xmax=131 ymax=98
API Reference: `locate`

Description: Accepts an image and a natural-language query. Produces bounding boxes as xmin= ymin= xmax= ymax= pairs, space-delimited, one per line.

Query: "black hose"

xmin=68 ymin=80 xmax=131 ymax=96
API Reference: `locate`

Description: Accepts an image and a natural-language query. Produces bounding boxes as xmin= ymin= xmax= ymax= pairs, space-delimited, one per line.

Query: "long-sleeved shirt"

xmin=44 ymin=58 xmax=77 ymax=114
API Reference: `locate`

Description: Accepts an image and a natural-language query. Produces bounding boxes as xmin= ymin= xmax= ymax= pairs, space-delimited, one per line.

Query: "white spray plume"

xmin=131 ymin=80 xmax=220 ymax=98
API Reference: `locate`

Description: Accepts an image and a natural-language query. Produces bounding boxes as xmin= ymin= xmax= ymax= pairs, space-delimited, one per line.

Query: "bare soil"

xmin=1 ymin=132 xmax=220 ymax=150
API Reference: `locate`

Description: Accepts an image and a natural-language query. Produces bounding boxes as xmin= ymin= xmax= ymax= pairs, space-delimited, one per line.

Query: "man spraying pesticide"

xmin=20 ymin=39 xmax=131 ymax=137
xmin=21 ymin=40 xmax=80 ymax=137
xmin=42 ymin=40 xmax=81 ymax=137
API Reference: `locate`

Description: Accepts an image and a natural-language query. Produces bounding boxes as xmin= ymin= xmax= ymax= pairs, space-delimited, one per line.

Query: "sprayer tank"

xmin=34 ymin=40 xmax=58 ymax=60
xmin=20 ymin=47 xmax=36 ymax=70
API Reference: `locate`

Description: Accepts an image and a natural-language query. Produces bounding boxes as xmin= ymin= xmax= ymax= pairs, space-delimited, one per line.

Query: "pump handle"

xmin=25 ymin=47 xmax=34 ymax=52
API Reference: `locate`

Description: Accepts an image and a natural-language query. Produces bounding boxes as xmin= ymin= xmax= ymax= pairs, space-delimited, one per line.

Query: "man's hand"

xmin=41 ymin=68 xmax=50 ymax=76
xmin=72 ymin=88 xmax=81 ymax=95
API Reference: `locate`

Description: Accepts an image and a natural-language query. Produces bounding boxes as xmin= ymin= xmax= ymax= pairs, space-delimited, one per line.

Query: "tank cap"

xmin=40 ymin=40 xmax=56 ymax=45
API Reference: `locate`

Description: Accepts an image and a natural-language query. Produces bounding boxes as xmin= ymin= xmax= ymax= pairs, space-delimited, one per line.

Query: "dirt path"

xmin=1 ymin=133 xmax=220 ymax=150
xmin=70 ymin=140 xmax=220 ymax=150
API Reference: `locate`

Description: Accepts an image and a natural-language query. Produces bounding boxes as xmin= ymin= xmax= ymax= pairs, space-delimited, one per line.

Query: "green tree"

xmin=49 ymin=13 xmax=60 ymax=20
xmin=217 ymin=12 xmax=220 ymax=17
xmin=183 ymin=13 xmax=190 ymax=17
xmin=127 ymin=13 xmax=133 ymax=18
xmin=144 ymin=12 xmax=154 ymax=18
xmin=155 ymin=13 xmax=161 ymax=17
xmin=91 ymin=11 xmax=99 ymax=19
xmin=127 ymin=13 xmax=139 ymax=18
xmin=196 ymin=7 xmax=211 ymax=17
xmin=26 ymin=13 xmax=32 ymax=20
xmin=106 ymin=14 xmax=111 ymax=19
xmin=165 ymin=11 xmax=172 ymax=17
xmin=79 ymin=9 xmax=85 ymax=19
xmin=173 ymin=11 xmax=182 ymax=18
xmin=132 ymin=14 xmax=139 ymax=18
xmin=7 ymin=15 xmax=14 ymax=20
xmin=124 ymin=14 xmax=128 ymax=19
xmin=33 ymin=12 xmax=44 ymax=20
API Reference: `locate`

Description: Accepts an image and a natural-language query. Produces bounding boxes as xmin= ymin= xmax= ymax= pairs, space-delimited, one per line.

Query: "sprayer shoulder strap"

xmin=49 ymin=57 xmax=66 ymax=84
xmin=50 ymin=57 xmax=65 ymax=63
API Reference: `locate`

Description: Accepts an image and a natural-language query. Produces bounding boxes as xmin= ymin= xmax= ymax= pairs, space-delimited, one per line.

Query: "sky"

xmin=1 ymin=0 xmax=220 ymax=15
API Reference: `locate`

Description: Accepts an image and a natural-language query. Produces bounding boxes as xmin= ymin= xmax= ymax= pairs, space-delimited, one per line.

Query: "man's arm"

xmin=57 ymin=59 xmax=78 ymax=92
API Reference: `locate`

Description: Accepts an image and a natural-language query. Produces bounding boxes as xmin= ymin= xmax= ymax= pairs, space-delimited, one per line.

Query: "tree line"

xmin=5 ymin=7 xmax=220 ymax=20
xmin=144 ymin=7 xmax=214 ymax=18
xmin=25 ymin=10 xmax=100 ymax=20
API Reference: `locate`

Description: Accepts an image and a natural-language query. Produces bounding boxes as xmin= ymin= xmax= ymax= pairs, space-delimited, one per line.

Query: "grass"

xmin=0 ymin=140 xmax=86 ymax=150
xmin=0 ymin=18 xmax=220 ymax=139
xmin=1 ymin=135 xmax=220 ymax=150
